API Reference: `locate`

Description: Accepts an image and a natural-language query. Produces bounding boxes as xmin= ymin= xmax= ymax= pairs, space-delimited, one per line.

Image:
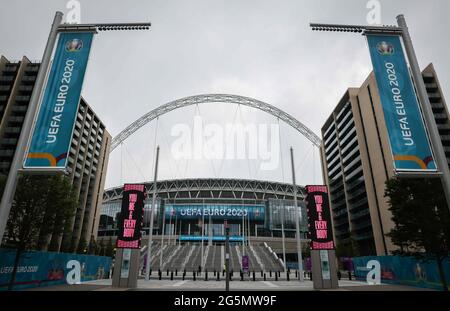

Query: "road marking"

xmin=261 ymin=281 xmax=278 ymax=288
xmin=173 ymin=280 xmax=188 ymax=287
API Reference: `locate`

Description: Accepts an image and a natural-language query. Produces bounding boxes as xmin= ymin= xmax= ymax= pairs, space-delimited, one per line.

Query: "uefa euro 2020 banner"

xmin=24 ymin=32 xmax=94 ymax=169
xmin=366 ymin=34 xmax=436 ymax=172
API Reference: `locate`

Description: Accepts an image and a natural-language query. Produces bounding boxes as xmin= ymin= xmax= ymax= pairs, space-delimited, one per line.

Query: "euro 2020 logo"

xmin=376 ymin=41 xmax=394 ymax=56
xmin=65 ymin=38 xmax=83 ymax=52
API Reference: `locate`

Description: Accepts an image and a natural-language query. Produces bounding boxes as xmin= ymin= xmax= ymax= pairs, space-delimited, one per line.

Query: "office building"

xmin=0 ymin=55 xmax=111 ymax=253
xmin=320 ymin=63 xmax=450 ymax=256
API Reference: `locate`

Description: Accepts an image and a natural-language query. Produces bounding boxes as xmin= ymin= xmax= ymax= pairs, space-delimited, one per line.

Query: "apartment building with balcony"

xmin=320 ymin=63 xmax=450 ymax=256
xmin=0 ymin=55 xmax=111 ymax=253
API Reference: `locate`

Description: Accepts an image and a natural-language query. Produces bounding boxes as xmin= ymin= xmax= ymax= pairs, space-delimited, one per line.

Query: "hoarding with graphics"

xmin=24 ymin=32 xmax=94 ymax=169
xmin=116 ymin=184 xmax=146 ymax=249
xmin=164 ymin=204 xmax=265 ymax=221
xmin=305 ymin=185 xmax=334 ymax=250
xmin=366 ymin=34 xmax=436 ymax=172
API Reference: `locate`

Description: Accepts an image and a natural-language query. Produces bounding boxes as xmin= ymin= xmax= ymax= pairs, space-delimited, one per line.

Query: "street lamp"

xmin=309 ymin=15 xmax=450 ymax=212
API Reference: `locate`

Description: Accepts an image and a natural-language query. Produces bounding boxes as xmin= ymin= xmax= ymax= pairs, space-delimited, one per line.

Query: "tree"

xmin=3 ymin=174 xmax=78 ymax=290
xmin=385 ymin=177 xmax=450 ymax=291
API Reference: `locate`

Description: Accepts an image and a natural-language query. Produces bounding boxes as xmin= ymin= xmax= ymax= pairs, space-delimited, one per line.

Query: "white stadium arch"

xmin=110 ymin=94 xmax=322 ymax=151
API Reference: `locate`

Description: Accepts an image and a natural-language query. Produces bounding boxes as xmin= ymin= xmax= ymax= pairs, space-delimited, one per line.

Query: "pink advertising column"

xmin=305 ymin=185 xmax=339 ymax=289
xmin=112 ymin=184 xmax=147 ymax=288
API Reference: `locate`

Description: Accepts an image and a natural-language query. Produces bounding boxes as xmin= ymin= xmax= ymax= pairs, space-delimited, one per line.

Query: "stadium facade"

xmin=98 ymin=178 xmax=311 ymax=272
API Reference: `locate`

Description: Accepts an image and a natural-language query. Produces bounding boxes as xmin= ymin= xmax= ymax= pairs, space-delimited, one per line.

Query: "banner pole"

xmin=396 ymin=15 xmax=450 ymax=211
xmin=291 ymin=147 xmax=304 ymax=281
xmin=0 ymin=12 xmax=63 ymax=243
xmin=145 ymin=145 xmax=159 ymax=281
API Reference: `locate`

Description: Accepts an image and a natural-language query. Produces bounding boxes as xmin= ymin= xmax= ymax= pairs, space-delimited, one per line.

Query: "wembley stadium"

xmin=98 ymin=178 xmax=310 ymax=273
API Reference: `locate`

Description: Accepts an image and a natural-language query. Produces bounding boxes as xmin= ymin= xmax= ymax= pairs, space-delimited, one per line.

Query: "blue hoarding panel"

xmin=0 ymin=248 xmax=111 ymax=291
xmin=367 ymin=34 xmax=436 ymax=171
xmin=164 ymin=204 xmax=265 ymax=221
xmin=24 ymin=32 xmax=94 ymax=169
xmin=352 ymin=256 xmax=450 ymax=290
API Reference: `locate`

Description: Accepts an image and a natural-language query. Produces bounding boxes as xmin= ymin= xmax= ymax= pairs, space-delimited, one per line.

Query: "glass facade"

xmin=99 ymin=197 xmax=309 ymax=240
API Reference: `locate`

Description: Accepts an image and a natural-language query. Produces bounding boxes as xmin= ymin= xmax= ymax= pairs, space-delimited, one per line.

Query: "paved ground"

xmin=27 ymin=277 xmax=434 ymax=291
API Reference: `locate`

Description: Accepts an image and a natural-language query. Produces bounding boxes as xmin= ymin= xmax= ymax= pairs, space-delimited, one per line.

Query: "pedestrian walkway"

xmin=27 ymin=278 xmax=432 ymax=291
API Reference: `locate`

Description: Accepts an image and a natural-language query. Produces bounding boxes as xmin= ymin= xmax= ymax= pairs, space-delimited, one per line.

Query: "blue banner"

xmin=24 ymin=32 xmax=94 ymax=169
xmin=164 ymin=204 xmax=265 ymax=221
xmin=367 ymin=34 xmax=436 ymax=171
xmin=352 ymin=256 xmax=450 ymax=291
xmin=0 ymin=248 xmax=111 ymax=291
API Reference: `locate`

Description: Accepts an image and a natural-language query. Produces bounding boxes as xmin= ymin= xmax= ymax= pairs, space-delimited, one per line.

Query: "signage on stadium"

xmin=164 ymin=204 xmax=265 ymax=221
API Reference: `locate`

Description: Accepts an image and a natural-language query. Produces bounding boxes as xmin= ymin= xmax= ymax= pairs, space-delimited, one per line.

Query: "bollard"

xmin=170 ymin=271 xmax=174 ymax=280
xmin=275 ymin=273 xmax=278 ymax=281
xmin=264 ymin=273 xmax=266 ymax=281
xmin=240 ymin=271 xmax=244 ymax=281
xmin=230 ymin=272 xmax=233 ymax=281
xmin=217 ymin=272 xmax=220 ymax=281
xmin=287 ymin=271 xmax=290 ymax=281
xmin=193 ymin=272 xmax=196 ymax=281
xmin=269 ymin=271 xmax=272 ymax=277
xmin=295 ymin=270 xmax=298 ymax=278
xmin=252 ymin=271 xmax=256 ymax=282
xmin=278 ymin=271 xmax=281 ymax=277
xmin=223 ymin=270 xmax=225 ymax=277
xmin=150 ymin=269 xmax=152 ymax=276
xmin=214 ymin=271 xmax=216 ymax=277
xmin=158 ymin=270 xmax=162 ymax=280
xmin=261 ymin=271 xmax=263 ymax=277
xmin=175 ymin=269 xmax=178 ymax=276
xmin=205 ymin=271 xmax=208 ymax=281
xmin=182 ymin=272 xmax=185 ymax=281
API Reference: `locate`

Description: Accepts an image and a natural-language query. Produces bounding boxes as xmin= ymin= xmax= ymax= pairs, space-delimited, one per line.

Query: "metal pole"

xmin=145 ymin=146 xmax=159 ymax=281
xmin=159 ymin=205 xmax=165 ymax=268
xmin=0 ymin=11 xmax=63 ymax=243
xmin=281 ymin=207 xmax=287 ymax=273
xmin=201 ymin=204 xmax=204 ymax=271
xmin=241 ymin=211 xmax=245 ymax=257
xmin=290 ymin=147 xmax=304 ymax=281
xmin=168 ymin=207 xmax=173 ymax=246
xmin=225 ymin=220 xmax=230 ymax=291
xmin=247 ymin=207 xmax=251 ymax=247
xmin=174 ymin=213 xmax=177 ymax=246
xmin=396 ymin=15 xmax=450 ymax=211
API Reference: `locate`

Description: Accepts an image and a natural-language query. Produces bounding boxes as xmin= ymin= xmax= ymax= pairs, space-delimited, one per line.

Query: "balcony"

xmin=11 ymin=105 xmax=27 ymax=113
xmin=351 ymin=220 xmax=372 ymax=231
xmin=0 ymin=138 xmax=17 ymax=146
xmin=348 ymin=196 xmax=368 ymax=210
xmin=0 ymin=76 xmax=14 ymax=83
xmin=3 ymin=65 xmax=18 ymax=73
xmin=0 ymin=149 xmax=14 ymax=157
xmin=4 ymin=127 xmax=21 ymax=134
xmin=349 ymin=208 xmax=370 ymax=221
xmin=15 ymin=95 xmax=30 ymax=102
xmin=353 ymin=231 xmax=374 ymax=241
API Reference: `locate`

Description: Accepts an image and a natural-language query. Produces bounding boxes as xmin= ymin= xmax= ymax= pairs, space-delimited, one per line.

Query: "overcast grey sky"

xmin=1 ymin=0 xmax=449 ymax=189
